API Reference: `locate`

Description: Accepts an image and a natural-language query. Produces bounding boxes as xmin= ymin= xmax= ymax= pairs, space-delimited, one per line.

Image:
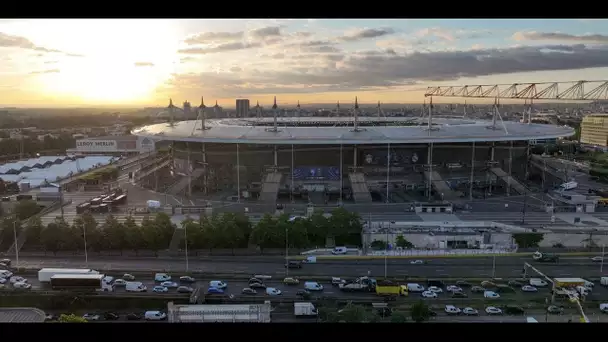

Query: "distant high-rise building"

xmin=236 ymin=99 xmax=250 ymax=118
xmin=581 ymin=114 xmax=608 ymax=147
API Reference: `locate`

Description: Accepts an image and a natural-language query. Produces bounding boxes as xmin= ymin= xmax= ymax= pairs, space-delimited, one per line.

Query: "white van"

xmin=601 ymin=277 xmax=608 ymax=287
xmin=529 ymin=278 xmax=548 ymax=287
xmin=144 ymin=311 xmax=166 ymax=321
xmin=304 ymin=282 xmax=324 ymax=291
xmin=600 ymin=303 xmax=608 ymax=313
xmin=576 ymin=286 xmax=589 ymax=296
xmin=332 ymin=247 xmax=348 ymax=255
xmin=583 ymin=279 xmax=594 ymax=290
xmin=407 ymin=283 xmax=425 ymax=292
xmin=126 ymin=282 xmax=147 ymax=292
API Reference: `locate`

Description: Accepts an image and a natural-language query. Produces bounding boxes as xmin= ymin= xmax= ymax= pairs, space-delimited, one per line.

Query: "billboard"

xmin=76 ymin=140 xmax=118 ymax=152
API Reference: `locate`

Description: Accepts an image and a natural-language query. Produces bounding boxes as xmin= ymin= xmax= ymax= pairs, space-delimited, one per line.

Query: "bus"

xmin=50 ymin=274 xmax=109 ymax=291
xmin=38 ymin=268 xmax=99 ymax=283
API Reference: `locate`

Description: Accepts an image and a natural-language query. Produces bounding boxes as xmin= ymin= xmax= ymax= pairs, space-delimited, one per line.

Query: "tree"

xmin=124 ymin=216 xmax=144 ymax=255
xmin=103 ymin=215 xmax=126 ymax=254
xmin=141 ymin=217 xmax=166 ymax=256
xmin=390 ymin=311 xmax=408 ymax=323
xmin=250 ymin=214 xmax=278 ymax=252
xmin=395 ymin=235 xmax=414 ymax=249
xmin=328 ymin=208 xmax=362 ymax=246
xmin=58 ymin=314 xmax=87 ymax=323
xmin=14 ymin=200 xmax=41 ymax=220
xmin=370 ymin=240 xmax=387 ymax=250
xmin=40 ymin=222 xmax=62 ymax=255
xmin=410 ymin=301 xmax=430 ymax=323
xmin=336 ymin=304 xmax=369 ymax=323
xmin=307 ymin=211 xmax=329 ymax=246
xmin=24 ymin=217 xmax=43 ymax=249
xmin=512 ymin=233 xmax=544 ymax=248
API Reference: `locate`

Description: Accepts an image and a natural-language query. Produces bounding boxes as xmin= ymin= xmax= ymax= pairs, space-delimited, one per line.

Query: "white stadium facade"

xmin=131 ymin=101 xmax=574 ymax=207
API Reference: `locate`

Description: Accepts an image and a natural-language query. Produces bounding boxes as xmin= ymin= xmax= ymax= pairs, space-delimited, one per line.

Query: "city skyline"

xmin=1 ymin=19 xmax=608 ymax=107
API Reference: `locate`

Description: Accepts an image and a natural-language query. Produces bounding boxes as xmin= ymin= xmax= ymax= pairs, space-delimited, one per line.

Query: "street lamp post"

xmin=184 ymin=222 xmax=189 ymax=272
xmin=12 ymin=221 xmax=19 ymax=267
xmin=601 ymin=244 xmax=605 ymax=275
xmin=285 ymin=227 xmax=289 ymax=277
xmin=492 ymin=255 xmax=496 ymax=278
xmin=83 ymin=224 xmax=89 ymax=266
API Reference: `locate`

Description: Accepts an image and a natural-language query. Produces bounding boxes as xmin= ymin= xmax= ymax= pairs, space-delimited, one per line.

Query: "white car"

xmin=102 ymin=276 xmax=114 ymax=284
xmin=123 ymin=273 xmax=135 ymax=281
xmin=446 ymin=285 xmax=462 ymax=292
xmin=591 ymin=256 xmax=604 ymax=262
xmin=600 ymin=303 xmax=608 ymax=313
xmin=521 ymin=285 xmax=538 ymax=292
xmin=209 ymin=280 xmax=228 ymax=289
xmin=484 ymin=291 xmax=500 ymax=298
xmin=82 ymin=313 xmax=100 ymax=321
xmin=9 ymin=276 xmax=26 ymax=284
xmin=113 ymin=279 xmax=127 ymax=287
xmin=485 ymin=306 xmax=503 ymax=315
xmin=266 ymin=288 xmax=282 ymax=296
xmin=428 ymin=286 xmax=443 ymax=294
xmin=410 ymin=260 xmax=424 ymax=264
xmin=444 ymin=305 xmax=461 ymax=315
xmin=161 ymin=281 xmax=178 ymax=288
xmin=153 ymin=286 xmax=169 ymax=293
xmin=0 ymin=278 xmax=6 ymax=284
xmin=13 ymin=282 xmax=31 ymax=290
xmin=421 ymin=291 xmax=437 ymax=298
xmin=462 ymin=307 xmax=479 ymax=316
xmin=154 ymin=273 xmax=171 ymax=282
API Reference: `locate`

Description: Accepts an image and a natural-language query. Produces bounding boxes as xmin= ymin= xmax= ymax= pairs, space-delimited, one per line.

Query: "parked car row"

xmin=0 ymin=270 xmax=31 ymax=291
xmin=444 ymin=304 xmax=527 ymax=316
xmin=45 ymin=311 xmax=167 ymax=322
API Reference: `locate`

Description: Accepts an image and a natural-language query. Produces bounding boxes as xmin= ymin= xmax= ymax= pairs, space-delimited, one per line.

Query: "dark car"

xmin=104 ymin=312 xmax=119 ymax=321
xmin=547 ymin=305 xmax=564 ymax=315
xmin=296 ymin=289 xmax=311 ymax=299
xmin=427 ymin=309 xmax=438 ymax=317
xmin=503 ymin=305 xmax=525 ymax=315
xmin=249 ymin=282 xmax=267 ymax=289
xmin=286 ymin=261 xmax=302 ymax=269
xmin=126 ymin=313 xmax=142 ymax=321
xmin=248 ymin=278 xmax=263 ymax=285
xmin=242 ymin=288 xmax=257 ymax=295
xmin=495 ymin=285 xmax=516 ymax=294
xmin=427 ymin=280 xmax=445 ymax=288
xmin=508 ymin=280 xmax=523 ymax=287
xmin=452 ymin=291 xmax=468 ymax=298
xmin=179 ymin=276 xmax=196 ymax=283
xmin=471 ymin=286 xmax=485 ymax=293
xmin=177 ymin=286 xmax=194 ymax=293
xmin=455 ymin=280 xmax=472 ymax=287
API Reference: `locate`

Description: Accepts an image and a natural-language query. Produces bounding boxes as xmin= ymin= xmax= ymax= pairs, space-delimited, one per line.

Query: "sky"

xmin=1 ymin=19 xmax=608 ymax=107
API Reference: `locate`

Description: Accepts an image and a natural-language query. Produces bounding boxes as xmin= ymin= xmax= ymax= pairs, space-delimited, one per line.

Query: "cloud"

xmin=184 ymin=31 xmax=244 ymax=45
xmin=180 ymin=57 xmax=197 ymax=63
xmin=249 ymin=26 xmax=281 ymax=38
xmin=179 ymin=42 xmax=262 ymax=55
xmin=0 ymin=32 xmax=61 ymax=53
xmin=134 ymin=61 xmax=154 ymax=67
xmin=338 ymin=28 xmax=395 ymax=42
xmin=29 ymin=69 xmax=60 ymax=75
xmin=164 ymin=44 xmax=608 ymax=97
xmin=513 ymin=31 xmax=608 ymax=44
xmin=43 ymin=60 xmax=58 ymax=64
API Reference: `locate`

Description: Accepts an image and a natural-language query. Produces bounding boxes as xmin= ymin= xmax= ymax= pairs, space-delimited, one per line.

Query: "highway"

xmin=12 ymin=255 xmax=608 ymax=279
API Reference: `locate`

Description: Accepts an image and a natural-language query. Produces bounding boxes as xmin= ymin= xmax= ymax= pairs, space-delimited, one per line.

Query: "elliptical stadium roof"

xmin=132 ymin=117 xmax=575 ymax=145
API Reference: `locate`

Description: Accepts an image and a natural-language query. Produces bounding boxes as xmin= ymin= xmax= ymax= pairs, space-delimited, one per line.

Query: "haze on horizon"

xmin=1 ymin=18 xmax=608 ymax=108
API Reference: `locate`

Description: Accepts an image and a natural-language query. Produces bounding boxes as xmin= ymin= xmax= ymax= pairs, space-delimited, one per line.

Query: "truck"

xmin=167 ymin=303 xmax=272 ymax=323
xmin=294 ymin=302 xmax=317 ymax=317
xmin=559 ymin=181 xmax=578 ymax=191
xmin=532 ymin=252 xmax=559 ymax=263
xmin=339 ymin=277 xmax=377 ymax=292
xmin=375 ymin=280 xmax=406 ymax=298
xmin=38 ymin=268 xmax=99 ymax=283
xmin=50 ymin=274 xmax=113 ymax=292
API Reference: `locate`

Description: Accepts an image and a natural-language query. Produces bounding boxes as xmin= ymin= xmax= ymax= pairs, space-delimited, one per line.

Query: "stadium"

xmin=131 ymin=98 xmax=575 ymax=207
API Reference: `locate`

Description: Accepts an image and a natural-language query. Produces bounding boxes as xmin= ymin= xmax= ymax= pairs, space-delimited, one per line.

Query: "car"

xmin=252 ymin=274 xmax=272 ymax=280
xmin=503 ymin=305 xmax=525 ymax=315
xmin=144 ymin=311 xmax=167 ymax=321
xmin=283 ymin=277 xmax=300 ymax=285
xmin=481 ymin=281 xmax=496 ymax=288
xmin=9 ymin=276 xmax=26 ymax=284
xmin=266 ymin=288 xmax=282 ymax=296
xmin=209 ymin=280 xmax=227 ymax=289
xmin=242 ymin=288 xmax=257 ymax=295
xmin=462 ymin=307 xmax=478 ymax=316
xmin=113 ymin=279 xmax=127 ymax=287
xmin=471 ymin=286 xmax=485 ymax=293
xmin=103 ymin=312 xmax=119 ymax=321
xmin=427 ymin=309 xmax=438 ymax=317
xmin=154 ymin=273 xmax=171 ymax=282
xmin=13 ymin=282 xmax=31 ymax=290
xmin=592 ymin=256 xmax=604 ymax=262
xmin=82 ymin=313 xmax=100 ymax=321
xmin=0 ymin=278 xmax=6 ymax=284
xmin=102 ymin=276 xmax=114 ymax=284
xmin=495 ymin=284 xmax=516 ymax=294
xmin=0 ymin=259 xmax=10 ymax=267
xmin=446 ymin=285 xmax=462 ymax=293
xmin=177 ymin=286 xmax=193 ymax=293
xmin=485 ymin=306 xmax=503 ymax=315
xmin=452 ymin=291 xmax=468 ymax=298
xmin=45 ymin=314 xmax=58 ymax=321
xmin=410 ymin=260 xmax=424 ymax=264
xmin=455 ymin=280 xmax=472 ymax=287
xmin=521 ymin=285 xmax=538 ymax=292
xmin=331 ymin=277 xmax=346 ymax=286
xmin=153 ymin=286 xmax=169 ymax=293
xmin=249 ymin=277 xmax=263 ymax=284
xmin=249 ymin=282 xmax=267 ymax=289
xmin=508 ymin=280 xmax=523 ymax=287
xmin=484 ymin=291 xmax=500 ymax=299
xmin=421 ymin=291 xmax=437 ymax=298
xmin=428 ymin=286 xmax=443 ymax=293
xmin=179 ymin=276 xmax=196 ymax=283
xmin=161 ymin=281 xmax=178 ymax=288
xmin=296 ymin=289 xmax=311 ymax=298
xmin=123 ymin=273 xmax=135 ymax=281
xmin=547 ymin=305 xmax=564 ymax=315
xmin=207 ymin=287 xmax=224 ymax=294
xmin=600 ymin=303 xmax=608 ymax=314
xmin=126 ymin=313 xmax=142 ymax=321
xmin=444 ymin=305 xmax=461 ymax=315
xmin=286 ymin=261 xmax=302 ymax=269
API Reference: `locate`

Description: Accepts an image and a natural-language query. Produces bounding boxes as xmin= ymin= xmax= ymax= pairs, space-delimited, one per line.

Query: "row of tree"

xmin=2 ymin=207 xmax=363 ymax=254
xmin=318 ymin=301 xmax=431 ymax=323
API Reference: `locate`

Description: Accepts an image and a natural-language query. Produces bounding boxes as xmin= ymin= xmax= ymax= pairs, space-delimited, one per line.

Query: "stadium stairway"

xmin=348 ymin=173 xmax=372 ymax=203
xmin=423 ymin=170 xmax=461 ymax=200
xmin=260 ymin=172 xmax=283 ymax=202
xmin=166 ymin=168 xmax=205 ymax=196
xmin=134 ymin=158 xmax=171 ymax=183
xmin=489 ymin=167 xmax=528 ymax=195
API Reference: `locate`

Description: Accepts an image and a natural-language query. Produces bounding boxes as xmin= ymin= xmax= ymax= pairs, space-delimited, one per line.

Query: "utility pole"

xmin=184 ymin=221 xmax=189 ymax=272
xmin=601 ymin=244 xmax=605 ymax=275
xmin=492 ymin=255 xmax=496 ymax=278
xmin=285 ymin=227 xmax=289 ymax=277
xmin=83 ymin=224 xmax=89 ymax=266
xmin=13 ymin=221 xmax=19 ymax=267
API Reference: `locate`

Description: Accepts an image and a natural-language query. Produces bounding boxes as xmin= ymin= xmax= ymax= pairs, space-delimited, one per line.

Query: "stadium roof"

xmin=132 ymin=117 xmax=575 ymax=145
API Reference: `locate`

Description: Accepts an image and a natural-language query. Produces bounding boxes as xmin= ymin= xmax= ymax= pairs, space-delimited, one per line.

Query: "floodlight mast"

xmin=523 ymin=262 xmax=590 ymax=323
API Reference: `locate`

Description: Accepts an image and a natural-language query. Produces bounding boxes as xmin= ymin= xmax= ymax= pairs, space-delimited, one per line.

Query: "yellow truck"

xmin=375 ymin=281 xmax=407 ymax=298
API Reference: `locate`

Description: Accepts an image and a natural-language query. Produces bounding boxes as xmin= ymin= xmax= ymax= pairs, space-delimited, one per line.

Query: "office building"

xmin=236 ymin=99 xmax=250 ymax=118
xmin=580 ymin=114 xmax=608 ymax=147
